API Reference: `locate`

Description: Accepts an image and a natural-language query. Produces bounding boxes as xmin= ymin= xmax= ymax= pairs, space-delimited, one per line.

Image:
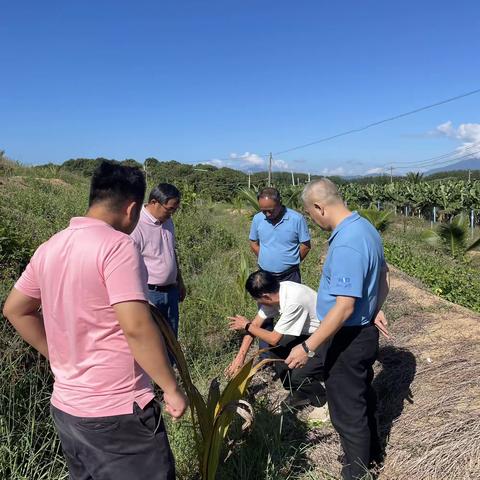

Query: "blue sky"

xmin=1 ymin=1 xmax=480 ymax=176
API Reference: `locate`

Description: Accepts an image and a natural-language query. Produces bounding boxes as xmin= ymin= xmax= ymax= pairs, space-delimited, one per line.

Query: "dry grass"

xmin=250 ymin=266 xmax=480 ymax=479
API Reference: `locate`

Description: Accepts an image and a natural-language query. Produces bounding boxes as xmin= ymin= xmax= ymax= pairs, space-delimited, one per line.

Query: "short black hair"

xmin=245 ymin=270 xmax=280 ymax=298
xmin=88 ymin=161 xmax=146 ymax=211
xmin=148 ymin=183 xmax=181 ymax=204
xmin=257 ymin=187 xmax=281 ymax=203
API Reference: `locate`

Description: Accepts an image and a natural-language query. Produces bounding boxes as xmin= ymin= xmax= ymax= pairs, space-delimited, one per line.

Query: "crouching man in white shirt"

xmin=227 ymin=270 xmax=326 ymax=408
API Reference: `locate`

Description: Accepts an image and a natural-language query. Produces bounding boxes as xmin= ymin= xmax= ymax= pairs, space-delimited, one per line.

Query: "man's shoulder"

xmin=252 ymin=211 xmax=263 ymax=222
xmin=285 ymin=208 xmax=304 ymax=220
xmin=281 ymin=281 xmax=316 ymax=302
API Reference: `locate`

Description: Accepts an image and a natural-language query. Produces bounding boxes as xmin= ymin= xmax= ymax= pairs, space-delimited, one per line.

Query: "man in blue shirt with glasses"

xmin=286 ymin=178 xmax=389 ymax=480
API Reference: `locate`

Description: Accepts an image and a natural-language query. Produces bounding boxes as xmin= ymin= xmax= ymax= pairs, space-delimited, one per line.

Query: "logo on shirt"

xmin=336 ymin=276 xmax=351 ymax=288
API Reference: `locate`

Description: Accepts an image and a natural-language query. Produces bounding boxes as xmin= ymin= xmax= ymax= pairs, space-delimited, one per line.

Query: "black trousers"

xmin=324 ymin=324 xmax=380 ymax=480
xmin=51 ymin=400 xmax=175 ymax=480
xmin=259 ymin=265 xmax=301 ymax=355
xmin=270 ymin=335 xmax=325 ymax=401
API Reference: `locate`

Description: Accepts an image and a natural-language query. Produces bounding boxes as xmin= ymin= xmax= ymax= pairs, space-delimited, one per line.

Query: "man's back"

xmin=15 ymin=216 xmax=153 ymax=417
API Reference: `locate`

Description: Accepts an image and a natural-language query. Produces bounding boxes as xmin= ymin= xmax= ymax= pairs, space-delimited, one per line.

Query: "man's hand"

xmin=285 ymin=343 xmax=309 ymax=369
xmin=163 ymin=387 xmax=188 ymax=419
xmin=228 ymin=315 xmax=250 ymax=331
xmin=373 ymin=310 xmax=390 ymax=339
xmin=225 ymin=353 xmax=246 ymax=378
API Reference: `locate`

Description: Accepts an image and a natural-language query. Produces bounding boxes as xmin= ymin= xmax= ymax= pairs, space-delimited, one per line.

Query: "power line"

xmin=193 ymin=88 xmax=480 ymax=166
xmin=384 ymin=141 xmax=480 ymax=169
xmin=394 ymin=148 xmax=480 ymax=171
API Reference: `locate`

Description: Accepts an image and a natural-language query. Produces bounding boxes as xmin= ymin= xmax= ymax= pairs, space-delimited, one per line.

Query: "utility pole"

xmin=248 ymin=171 xmax=251 ymax=189
xmin=390 ymin=166 xmax=394 ymax=183
xmin=291 ymin=171 xmax=295 ymax=185
xmin=308 ymin=172 xmax=311 ymax=182
xmin=468 ymin=170 xmax=472 ymax=182
xmin=268 ymin=152 xmax=272 ymax=187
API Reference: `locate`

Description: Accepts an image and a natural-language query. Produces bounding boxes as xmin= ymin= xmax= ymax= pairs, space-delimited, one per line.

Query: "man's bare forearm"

xmin=8 ymin=311 xmax=49 ymax=359
xmin=299 ymin=241 xmax=311 ymax=261
xmin=249 ymin=240 xmax=260 ymax=257
xmin=235 ymin=314 xmax=265 ymax=358
xmin=247 ymin=324 xmax=282 ymax=346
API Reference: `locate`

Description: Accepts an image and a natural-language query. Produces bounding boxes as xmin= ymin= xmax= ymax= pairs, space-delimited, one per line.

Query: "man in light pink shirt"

xmin=3 ymin=161 xmax=187 ymax=480
xmin=131 ymin=183 xmax=186 ymax=338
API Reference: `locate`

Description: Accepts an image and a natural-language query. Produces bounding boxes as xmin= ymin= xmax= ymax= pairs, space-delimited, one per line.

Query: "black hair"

xmin=88 ymin=160 xmax=146 ymax=211
xmin=257 ymin=187 xmax=281 ymax=203
xmin=148 ymin=183 xmax=181 ymax=204
xmin=245 ymin=270 xmax=280 ymax=298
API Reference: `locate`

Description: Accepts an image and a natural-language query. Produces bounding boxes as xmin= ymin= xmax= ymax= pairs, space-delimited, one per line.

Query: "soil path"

xmin=252 ymin=266 xmax=480 ymax=479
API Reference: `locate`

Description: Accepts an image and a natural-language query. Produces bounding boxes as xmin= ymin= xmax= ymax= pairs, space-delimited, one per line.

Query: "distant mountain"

xmin=426 ymin=158 xmax=480 ymax=174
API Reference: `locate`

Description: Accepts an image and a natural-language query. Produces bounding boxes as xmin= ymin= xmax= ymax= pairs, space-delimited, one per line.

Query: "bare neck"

xmin=329 ymin=204 xmax=353 ymax=230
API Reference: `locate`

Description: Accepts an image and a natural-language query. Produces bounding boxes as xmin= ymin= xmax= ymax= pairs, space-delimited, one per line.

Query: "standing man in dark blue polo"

xmin=286 ymin=178 xmax=389 ymax=480
xmin=249 ymin=187 xmax=311 ymax=284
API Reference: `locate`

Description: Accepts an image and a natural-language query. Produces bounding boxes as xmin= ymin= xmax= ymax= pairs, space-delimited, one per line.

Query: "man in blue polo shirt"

xmin=249 ymin=187 xmax=311 ymax=354
xmin=286 ymin=178 xmax=389 ymax=480
xmin=249 ymin=187 xmax=311 ymax=283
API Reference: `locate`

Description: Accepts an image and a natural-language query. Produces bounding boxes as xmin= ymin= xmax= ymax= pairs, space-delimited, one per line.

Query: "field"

xmin=1 ymin=166 xmax=479 ymax=479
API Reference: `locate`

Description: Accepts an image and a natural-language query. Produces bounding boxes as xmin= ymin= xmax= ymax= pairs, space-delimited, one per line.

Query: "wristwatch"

xmin=301 ymin=341 xmax=315 ymax=358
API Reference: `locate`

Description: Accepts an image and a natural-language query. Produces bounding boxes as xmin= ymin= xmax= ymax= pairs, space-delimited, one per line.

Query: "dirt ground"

xmin=250 ymin=266 xmax=480 ymax=479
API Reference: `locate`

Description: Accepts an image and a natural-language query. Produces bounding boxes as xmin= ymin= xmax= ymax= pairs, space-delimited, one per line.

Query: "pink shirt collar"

xmin=69 ymin=217 xmax=114 ymax=229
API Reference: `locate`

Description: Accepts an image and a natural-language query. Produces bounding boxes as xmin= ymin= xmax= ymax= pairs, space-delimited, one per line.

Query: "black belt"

xmin=260 ymin=264 xmax=300 ymax=278
xmin=147 ymin=283 xmax=176 ymax=292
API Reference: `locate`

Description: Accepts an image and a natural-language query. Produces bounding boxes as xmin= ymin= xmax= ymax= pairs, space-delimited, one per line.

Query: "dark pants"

xmin=324 ymin=324 xmax=381 ymax=480
xmin=271 ymin=335 xmax=325 ymax=403
xmin=51 ymin=400 xmax=175 ymax=480
xmin=147 ymin=286 xmax=180 ymax=338
xmin=258 ymin=266 xmax=301 ymax=355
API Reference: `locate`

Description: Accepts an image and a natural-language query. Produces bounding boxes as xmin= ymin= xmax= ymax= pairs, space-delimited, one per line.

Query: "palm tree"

xmin=422 ymin=213 xmax=480 ymax=258
xmin=358 ymin=209 xmax=393 ymax=233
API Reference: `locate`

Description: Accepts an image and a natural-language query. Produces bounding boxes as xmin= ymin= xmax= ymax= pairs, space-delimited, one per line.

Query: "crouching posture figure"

xmin=227 ymin=270 xmax=326 ymax=408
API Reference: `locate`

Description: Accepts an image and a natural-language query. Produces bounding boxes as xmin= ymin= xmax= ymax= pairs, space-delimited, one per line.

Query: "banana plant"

xmin=150 ymin=306 xmax=276 ymax=480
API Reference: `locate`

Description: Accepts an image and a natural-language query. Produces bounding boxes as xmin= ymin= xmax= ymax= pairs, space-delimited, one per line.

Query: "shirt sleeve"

xmin=103 ymin=238 xmax=149 ymax=305
xmin=298 ymin=215 xmax=311 ymax=243
xmin=14 ymin=251 xmax=41 ymax=299
xmin=129 ymin=225 xmax=143 ymax=252
xmin=274 ymin=303 xmax=308 ymax=336
xmin=249 ymin=216 xmax=259 ymax=242
xmin=327 ymin=246 xmax=365 ymax=298
xmin=257 ymin=304 xmax=279 ymax=320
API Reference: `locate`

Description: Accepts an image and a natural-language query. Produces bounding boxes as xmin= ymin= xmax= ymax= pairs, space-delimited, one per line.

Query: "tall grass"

xmin=0 ymin=171 xmax=326 ymax=479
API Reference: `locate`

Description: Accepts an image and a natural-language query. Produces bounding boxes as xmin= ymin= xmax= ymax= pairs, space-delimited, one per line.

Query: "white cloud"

xmin=204 ymin=159 xmax=226 ymax=167
xmin=434 ymin=121 xmax=480 ymax=158
xmin=365 ymin=167 xmax=385 ymax=175
xmin=203 ymin=152 xmax=290 ymax=172
xmin=321 ymin=167 xmax=345 ymax=176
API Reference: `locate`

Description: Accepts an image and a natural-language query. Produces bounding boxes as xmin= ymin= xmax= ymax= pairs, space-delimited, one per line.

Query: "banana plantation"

xmin=268 ymin=179 xmax=480 ymax=223
xmin=339 ymin=180 xmax=480 ymax=220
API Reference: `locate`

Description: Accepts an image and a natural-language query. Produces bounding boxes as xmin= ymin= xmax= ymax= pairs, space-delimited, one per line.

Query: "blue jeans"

xmin=147 ymin=287 xmax=180 ymax=338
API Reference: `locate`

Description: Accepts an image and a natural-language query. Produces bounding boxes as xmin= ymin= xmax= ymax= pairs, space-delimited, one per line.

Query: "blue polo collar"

xmin=328 ymin=211 xmax=361 ymax=243
xmin=262 ymin=207 xmax=290 ymax=225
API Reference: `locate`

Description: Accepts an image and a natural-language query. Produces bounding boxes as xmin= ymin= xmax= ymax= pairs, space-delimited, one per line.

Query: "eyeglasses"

xmin=159 ymin=203 xmax=179 ymax=214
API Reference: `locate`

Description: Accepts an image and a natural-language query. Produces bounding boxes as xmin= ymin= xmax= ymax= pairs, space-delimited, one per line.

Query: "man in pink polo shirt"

xmin=3 ymin=161 xmax=187 ymax=480
xmin=131 ymin=183 xmax=185 ymax=338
